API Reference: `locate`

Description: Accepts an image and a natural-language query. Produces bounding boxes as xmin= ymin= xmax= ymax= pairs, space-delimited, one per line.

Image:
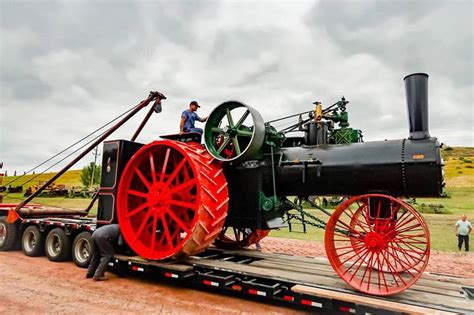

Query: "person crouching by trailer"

xmin=86 ymin=224 xmax=122 ymax=281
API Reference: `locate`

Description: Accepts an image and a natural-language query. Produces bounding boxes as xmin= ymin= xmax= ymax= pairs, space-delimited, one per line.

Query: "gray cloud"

xmin=0 ymin=0 xmax=472 ymax=176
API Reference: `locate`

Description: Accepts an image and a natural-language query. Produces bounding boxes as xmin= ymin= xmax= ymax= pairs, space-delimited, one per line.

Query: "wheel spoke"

xmin=165 ymin=159 xmax=187 ymax=185
xmin=169 ymin=179 xmax=197 ymax=194
xmin=151 ymin=215 xmax=158 ymax=250
xmin=126 ymin=202 xmax=149 ymax=218
xmin=359 ymin=252 xmax=375 ymax=286
xmin=394 ymin=222 xmax=423 ymax=235
xmin=235 ymin=109 xmax=250 ymax=128
xmin=149 ymin=153 xmax=157 ymax=183
xmin=134 ymin=212 xmax=153 ymax=241
xmin=217 ymin=136 xmax=232 ymax=154
xmin=134 ymin=167 xmax=151 ymax=190
xmin=166 ymin=209 xmax=192 ymax=234
xmin=384 ymin=247 xmax=419 ymax=276
xmin=342 ymin=247 xmax=370 ymax=275
xmin=334 ymin=220 xmax=365 ymax=237
xmin=334 ymin=233 xmax=365 ymax=243
xmin=348 ymin=249 xmax=371 ymax=281
xmin=376 ymin=253 xmax=389 ymax=292
xmin=232 ymin=137 xmax=241 ymax=155
xmin=236 ymin=129 xmax=253 ymax=137
xmin=169 ymin=199 xmax=199 ymax=210
xmin=226 ymin=108 xmax=234 ymax=127
xmin=160 ymin=148 xmax=171 ymax=183
xmin=346 ymin=204 xmax=370 ymax=233
xmin=380 ymin=250 xmax=402 ymax=287
xmin=160 ymin=214 xmax=174 ymax=249
xmin=128 ymin=189 xmax=148 ymax=198
xmin=211 ymin=127 xmax=226 ymax=134
xmin=386 ymin=246 xmax=424 ymax=272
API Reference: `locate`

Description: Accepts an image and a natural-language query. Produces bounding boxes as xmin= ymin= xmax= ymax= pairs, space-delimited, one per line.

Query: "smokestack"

xmin=404 ymin=73 xmax=430 ymax=139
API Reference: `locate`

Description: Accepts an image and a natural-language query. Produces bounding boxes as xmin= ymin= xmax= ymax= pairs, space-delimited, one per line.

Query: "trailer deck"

xmin=112 ymin=248 xmax=474 ymax=314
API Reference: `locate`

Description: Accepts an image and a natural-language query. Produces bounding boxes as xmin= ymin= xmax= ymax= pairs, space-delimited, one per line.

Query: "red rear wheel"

xmin=325 ymin=194 xmax=430 ymax=295
xmin=117 ymin=140 xmax=229 ymax=260
xmin=214 ymin=227 xmax=269 ymax=250
xmin=215 ymin=134 xmax=235 ymax=159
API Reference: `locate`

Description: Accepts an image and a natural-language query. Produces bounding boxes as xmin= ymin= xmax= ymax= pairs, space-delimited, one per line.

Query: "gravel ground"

xmin=0 ymin=251 xmax=306 ymax=314
xmin=1 ymin=237 xmax=471 ymax=314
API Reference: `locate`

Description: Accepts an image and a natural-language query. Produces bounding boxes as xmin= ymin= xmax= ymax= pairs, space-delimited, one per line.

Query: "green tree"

xmin=81 ymin=162 xmax=101 ymax=187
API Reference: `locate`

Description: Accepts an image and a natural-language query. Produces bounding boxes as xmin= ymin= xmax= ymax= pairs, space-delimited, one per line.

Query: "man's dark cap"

xmin=190 ymin=100 xmax=200 ymax=108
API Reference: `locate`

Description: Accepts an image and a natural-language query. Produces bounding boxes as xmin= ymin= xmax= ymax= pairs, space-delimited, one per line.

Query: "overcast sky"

xmin=1 ymin=0 xmax=473 ymax=175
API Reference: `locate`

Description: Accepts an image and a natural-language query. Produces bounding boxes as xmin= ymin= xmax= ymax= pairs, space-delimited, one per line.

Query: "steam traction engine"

xmin=97 ymin=73 xmax=443 ymax=296
xmin=0 ymin=73 xmax=442 ymax=298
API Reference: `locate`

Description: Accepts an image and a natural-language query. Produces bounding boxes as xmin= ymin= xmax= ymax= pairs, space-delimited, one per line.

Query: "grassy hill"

xmin=2 ymin=170 xmax=83 ymax=188
xmin=442 ymin=146 xmax=474 ymax=187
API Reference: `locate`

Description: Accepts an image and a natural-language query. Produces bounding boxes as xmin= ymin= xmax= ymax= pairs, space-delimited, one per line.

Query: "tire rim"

xmin=24 ymin=230 xmax=36 ymax=252
xmin=74 ymin=238 xmax=90 ymax=263
xmin=47 ymin=234 xmax=62 ymax=256
xmin=0 ymin=222 xmax=6 ymax=247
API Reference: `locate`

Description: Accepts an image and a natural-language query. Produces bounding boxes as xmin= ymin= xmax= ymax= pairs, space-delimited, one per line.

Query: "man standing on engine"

xmin=180 ymin=101 xmax=207 ymax=134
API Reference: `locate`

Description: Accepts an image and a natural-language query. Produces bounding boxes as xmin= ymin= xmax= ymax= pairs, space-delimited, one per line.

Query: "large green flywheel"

xmin=204 ymin=101 xmax=265 ymax=162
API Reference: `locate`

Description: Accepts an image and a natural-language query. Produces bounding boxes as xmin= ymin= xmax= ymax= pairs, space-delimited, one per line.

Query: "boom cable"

xmin=2 ymin=103 xmax=140 ymax=200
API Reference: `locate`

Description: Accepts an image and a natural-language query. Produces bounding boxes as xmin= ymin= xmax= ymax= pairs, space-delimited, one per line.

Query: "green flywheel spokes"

xmin=204 ymin=101 xmax=265 ymax=162
xmin=210 ymin=109 xmax=253 ymax=156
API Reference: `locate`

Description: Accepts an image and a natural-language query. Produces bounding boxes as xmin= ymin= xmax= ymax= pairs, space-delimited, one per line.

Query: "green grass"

xmin=1 ymin=169 xmax=96 ymax=213
xmin=2 ymin=192 xmax=97 ymax=213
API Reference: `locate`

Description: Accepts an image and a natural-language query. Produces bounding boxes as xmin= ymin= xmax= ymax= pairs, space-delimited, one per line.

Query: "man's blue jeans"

xmin=185 ymin=127 xmax=203 ymax=134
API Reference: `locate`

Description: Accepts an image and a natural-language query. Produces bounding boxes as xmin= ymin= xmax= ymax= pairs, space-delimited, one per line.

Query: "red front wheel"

xmin=325 ymin=194 xmax=430 ymax=295
xmin=117 ymin=141 xmax=229 ymax=260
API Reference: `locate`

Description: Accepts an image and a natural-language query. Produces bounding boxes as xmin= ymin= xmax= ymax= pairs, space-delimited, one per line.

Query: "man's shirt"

xmin=455 ymin=220 xmax=472 ymax=236
xmin=182 ymin=110 xmax=203 ymax=131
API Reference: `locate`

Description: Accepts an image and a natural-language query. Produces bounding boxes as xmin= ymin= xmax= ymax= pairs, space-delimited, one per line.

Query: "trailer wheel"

xmin=22 ymin=225 xmax=45 ymax=256
xmin=45 ymin=228 xmax=71 ymax=262
xmin=0 ymin=216 xmax=20 ymax=251
xmin=72 ymin=231 xmax=92 ymax=268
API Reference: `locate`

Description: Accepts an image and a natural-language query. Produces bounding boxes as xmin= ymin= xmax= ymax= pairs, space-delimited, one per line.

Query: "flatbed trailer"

xmin=111 ymin=248 xmax=473 ymax=314
xmin=0 ymin=209 xmax=96 ymax=267
xmin=1 ymin=211 xmax=473 ymax=314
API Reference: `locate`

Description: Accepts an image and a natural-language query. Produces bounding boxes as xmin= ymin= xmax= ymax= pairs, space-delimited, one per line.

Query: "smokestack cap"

xmin=404 ymin=73 xmax=429 ymax=81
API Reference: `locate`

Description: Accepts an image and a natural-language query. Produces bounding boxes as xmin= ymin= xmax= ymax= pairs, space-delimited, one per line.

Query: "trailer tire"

xmin=0 ymin=216 xmax=20 ymax=251
xmin=72 ymin=231 xmax=92 ymax=268
xmin=22 ymin=225 xmax=45 ymax=256
xmin=45 ymin=228 xmax=71 ymax=262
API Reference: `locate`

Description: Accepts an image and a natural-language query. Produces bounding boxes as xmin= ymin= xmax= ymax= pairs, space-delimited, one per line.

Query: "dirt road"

xmin=0 ymin=251 xmax=305 ymax=314
xmin=1 ymin=237 xmax=472 ymax=313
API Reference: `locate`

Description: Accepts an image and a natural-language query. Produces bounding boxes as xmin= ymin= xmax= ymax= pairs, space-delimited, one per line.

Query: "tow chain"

xmin=286 ymin=199 xmax=349 ymax=235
